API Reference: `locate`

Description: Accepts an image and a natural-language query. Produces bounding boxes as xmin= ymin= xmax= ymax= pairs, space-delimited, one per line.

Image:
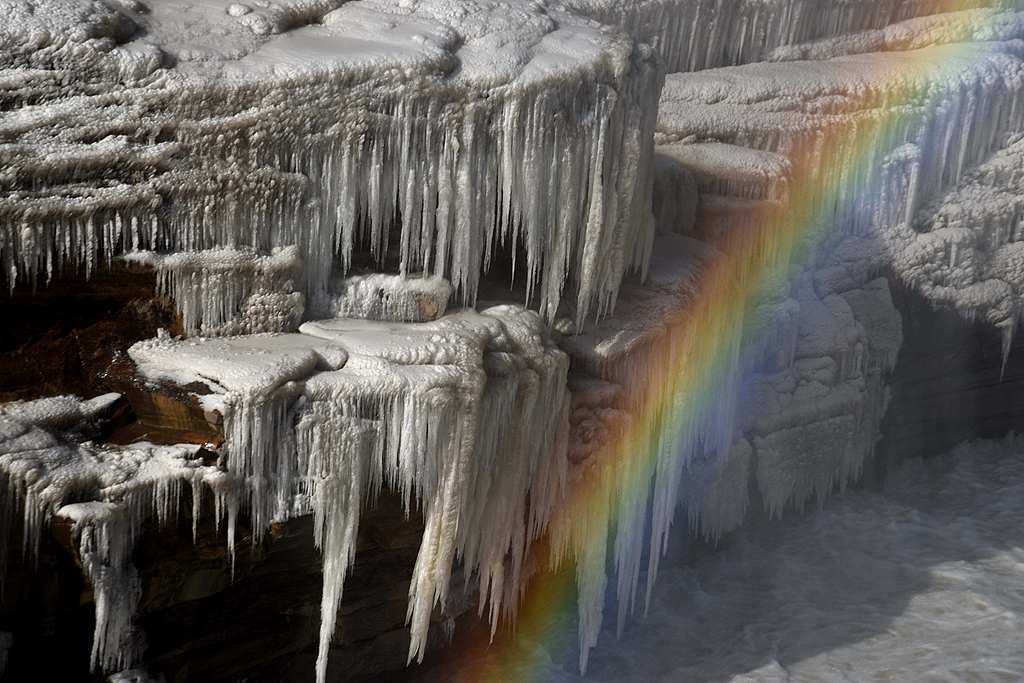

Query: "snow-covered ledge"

xmin=0 ymin=0 xmax=661 ymax=326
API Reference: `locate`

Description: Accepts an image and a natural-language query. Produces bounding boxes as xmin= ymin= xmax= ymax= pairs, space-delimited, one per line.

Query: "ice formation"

xmin=129 ymin=304 xmax=569 ymax=681
xmin=0 ymin=0 xmax=661 ymax=326
xmin=5 ymin=0 xmax=1024 ymax=679
xmin=0 ymin=394 xmax=223 ymax=671
xmin=124 ymin=246 xmax=305 ymax=335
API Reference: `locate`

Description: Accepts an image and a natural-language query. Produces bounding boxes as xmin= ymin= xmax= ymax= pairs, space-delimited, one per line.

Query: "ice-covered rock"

xmin=128 ymin=302 xmax=569 ymax=681
xmin=566 ymin=375 xmax=628 ymax=467
xmin=741 ymin=275 xmax=902 ymax=517
xmin=560 ymin=234 xmax=717 ymax=385
xmin=319 ymin=272 xmax=452 ymax=323
xmin=0 ymin=394 xmax=224 ymax=671
xmin=657 ymin=37 xmax=1024 ymax=345
xmin=563 ymin=0 xmax=1020 ymax=72
xmin=658 ymin=142 xmax=791 ymax=201
xmin=1 ymin=0 xmax=661 ymax=328
xmin=897 ymin=134 xmax=1024 ymax=362
xmin=771 ymin=8 xmax=1024 ymax=62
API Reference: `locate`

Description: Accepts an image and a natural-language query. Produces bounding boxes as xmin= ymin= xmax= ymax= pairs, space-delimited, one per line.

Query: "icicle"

xmin=2 ymin=3 xmax=662 ymax=328
xmin=1000 ymin=317 xmax=1016 ymax=379
xmin=294 ymin=410 xmax=376 ymax=683
xmin=59 ymin=503 xmax=142 ymax=672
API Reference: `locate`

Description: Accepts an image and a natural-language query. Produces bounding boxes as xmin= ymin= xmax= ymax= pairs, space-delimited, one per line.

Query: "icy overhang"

xmin=559 ymin=234 xmax=717 ymax=381
xmin=123 ymin=302 xmax=570 ymax=680
xmin=1 ymin=0 xmax=661 ymax=327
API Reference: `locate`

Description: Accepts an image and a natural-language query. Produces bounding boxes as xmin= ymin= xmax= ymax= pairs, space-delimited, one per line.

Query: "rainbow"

xmin=437 ymin=9 xmax=1024 ymax=680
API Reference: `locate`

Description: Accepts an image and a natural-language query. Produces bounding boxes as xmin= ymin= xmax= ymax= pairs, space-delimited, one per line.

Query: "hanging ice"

xmin=123 ymin=247 xmax=305 ymax=336
xmin=0 ymin=0 xmax=661 ymax=326
xmin=0 ymin=394 xmax=226 ymax=672
xmin=127 ymin=302 xmax=570 ymax=682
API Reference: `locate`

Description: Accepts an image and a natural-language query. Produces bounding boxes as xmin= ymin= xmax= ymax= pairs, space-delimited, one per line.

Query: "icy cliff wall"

xmin=551 ymin=3 xmax=1024 ymax=670
xmin=566 ymin=0 xmax=1024 ymax=71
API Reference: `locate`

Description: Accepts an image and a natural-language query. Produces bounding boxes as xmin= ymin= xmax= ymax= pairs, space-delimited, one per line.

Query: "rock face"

xmin=878 ymin=279 xmax=1024 ymax=464
xmin=3 ymin=1 xmax=1024 ymax=682
xmin=0 ymin=265 xmax=174 ymax=403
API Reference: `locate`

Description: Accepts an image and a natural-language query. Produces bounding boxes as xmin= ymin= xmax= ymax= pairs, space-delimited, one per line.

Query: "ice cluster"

xmin=128 ymin=303 xmax=570 ymax=681
xmin=0 ymin=0 xmax=660 ymax=327
xmin=0 ymin=394 xmax=224 ymax=671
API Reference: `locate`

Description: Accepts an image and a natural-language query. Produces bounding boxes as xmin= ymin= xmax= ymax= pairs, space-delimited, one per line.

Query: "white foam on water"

xmin=531 ymin=436 xmax=1024 ymax=682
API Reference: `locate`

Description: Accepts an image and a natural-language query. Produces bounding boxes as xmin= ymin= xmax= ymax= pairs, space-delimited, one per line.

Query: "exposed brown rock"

xmin=0 ymin=264 xmax=176 ymax=403
xmin=103 ymin=353 xmax=223 ymax=445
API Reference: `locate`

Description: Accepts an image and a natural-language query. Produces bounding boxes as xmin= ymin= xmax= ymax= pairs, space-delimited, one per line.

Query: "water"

xmin=544 ymin=436 xmax=1024 ymax=682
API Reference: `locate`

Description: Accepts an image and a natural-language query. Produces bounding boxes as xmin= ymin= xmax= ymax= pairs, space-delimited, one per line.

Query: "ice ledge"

xmin=1 ymin=0 xmax=661 ymax=328
xmin=124 ymin=302 xmax=570 ymax=681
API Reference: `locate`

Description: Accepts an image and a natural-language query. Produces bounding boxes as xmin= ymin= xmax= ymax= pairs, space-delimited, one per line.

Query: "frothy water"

xmin=526 ymin=436 xmax=1024 ymax=682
